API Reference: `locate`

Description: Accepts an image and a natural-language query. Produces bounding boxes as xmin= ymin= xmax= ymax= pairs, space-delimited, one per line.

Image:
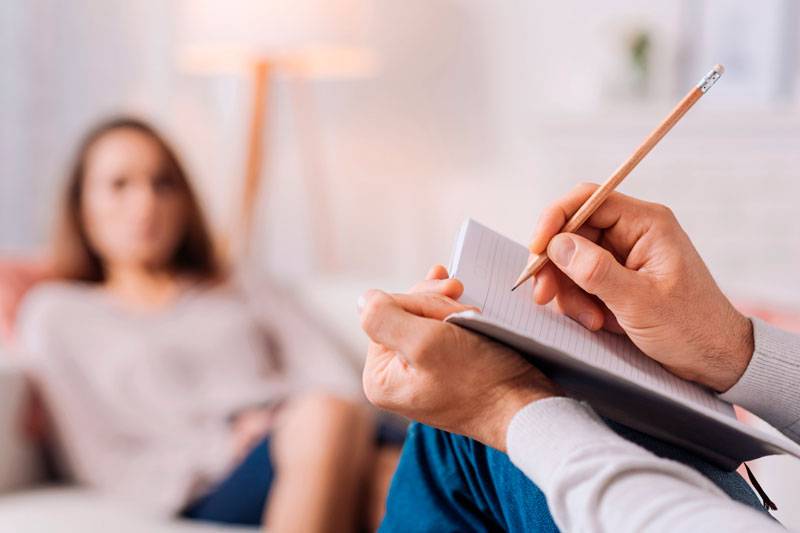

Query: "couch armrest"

xmin=0 ymin=256 xmax=53 ymax=347
xmin=0 ymin=358 xmax=44 ymax=492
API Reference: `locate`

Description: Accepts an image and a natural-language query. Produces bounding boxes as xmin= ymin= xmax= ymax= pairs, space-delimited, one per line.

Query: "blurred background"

xmin=2 ymin=0 xmax=800 ymax=298
xmin=2 ymin=0 xmax=800 ymax=528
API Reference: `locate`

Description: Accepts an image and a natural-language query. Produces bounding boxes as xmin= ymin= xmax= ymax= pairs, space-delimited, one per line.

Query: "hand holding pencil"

xmin=521 ymin=181 xmax=754 ymax=393
xmin=512 ymin=65 xmax=758 ymax=392
xmin=511 ymin=64 xmax=725 ymax=291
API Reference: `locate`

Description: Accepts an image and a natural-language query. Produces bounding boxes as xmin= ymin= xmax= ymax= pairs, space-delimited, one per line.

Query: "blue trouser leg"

xmin=380 ymin=421 xmax=766 ymax=533
xmin=380 ymin=423 xmax=557 ymax=533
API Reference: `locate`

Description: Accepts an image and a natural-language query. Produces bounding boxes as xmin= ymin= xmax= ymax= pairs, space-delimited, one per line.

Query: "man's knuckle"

xmin=428 ymin=292 xmax=446 ymax=304
xmin=539 ymin=205 xmax=563 ymax=225
xmin=541 ymin=205 xmax=559 ymax=218
xmin=362 ymin=378 xmax=386 ymax=408
xmin=410 ymin=327 xmax=441 ymax=362
xmin=362 ymin=365 xmax=395 ymax=407
xmin=359 ymin=294 xmax=387 ymax=332
xmin=647 ymin=202 xmax=675 ymax=223
xmin=432 ymin=293 xmax=455 ymax=307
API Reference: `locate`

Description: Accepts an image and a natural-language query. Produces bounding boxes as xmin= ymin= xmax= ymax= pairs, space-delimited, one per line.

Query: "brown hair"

xmin=52 ymin=117 xmax=222 ymax=283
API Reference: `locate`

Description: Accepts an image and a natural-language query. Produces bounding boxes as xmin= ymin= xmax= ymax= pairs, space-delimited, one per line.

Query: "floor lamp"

xmin=178 ymin=44 xmax=376 ymax=268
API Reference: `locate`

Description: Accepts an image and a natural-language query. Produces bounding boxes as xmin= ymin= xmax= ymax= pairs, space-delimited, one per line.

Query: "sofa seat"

xmin=0 ymin=485 xmax=258 ymax=532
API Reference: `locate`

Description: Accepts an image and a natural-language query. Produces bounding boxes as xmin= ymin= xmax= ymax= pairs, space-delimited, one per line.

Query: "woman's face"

xmin=81 ymin=128 xmax=189 ymax=272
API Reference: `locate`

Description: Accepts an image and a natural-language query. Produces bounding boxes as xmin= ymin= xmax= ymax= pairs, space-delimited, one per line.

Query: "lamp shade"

xmin=177 ymin=0 xmax=375 ymax=76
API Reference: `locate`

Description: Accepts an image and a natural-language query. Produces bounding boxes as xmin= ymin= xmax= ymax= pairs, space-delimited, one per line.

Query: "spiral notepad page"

xmin=448 ymin=218 xmax=734 ymax=418
xmin=446 ymin=218 xmax=800 ymax=465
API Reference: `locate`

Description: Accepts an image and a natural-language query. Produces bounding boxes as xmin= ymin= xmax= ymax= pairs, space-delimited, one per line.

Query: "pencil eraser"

xmin=714 ymin=63 xmax=725 ymax=74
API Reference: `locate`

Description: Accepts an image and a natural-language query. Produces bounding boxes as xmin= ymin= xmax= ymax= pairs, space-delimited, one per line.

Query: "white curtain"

xmin=0 ymin=0 xmax=208 ymax=252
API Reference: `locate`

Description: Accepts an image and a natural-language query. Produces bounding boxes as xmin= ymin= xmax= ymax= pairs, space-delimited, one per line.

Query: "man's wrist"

xmin=709 ymin=313 xmax=754 ymax=393
xmin=491 ymin=383 xmax=562 ymax=452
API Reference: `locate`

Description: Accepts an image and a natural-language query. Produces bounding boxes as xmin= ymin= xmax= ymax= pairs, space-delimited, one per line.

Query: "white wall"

xmin=282 ymin=1 xmax=800 ymax=305
xmin=0 ymin=0 xmax=176 ymax=249
xmin=3 ymin=1 xmax=798 ymax=302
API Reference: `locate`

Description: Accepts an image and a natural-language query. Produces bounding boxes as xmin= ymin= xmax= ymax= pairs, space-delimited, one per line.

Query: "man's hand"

xmin=529 ymin=183 xmax=753 ymax=392
xmin=360 ymin=265 xmax=560 ymax=452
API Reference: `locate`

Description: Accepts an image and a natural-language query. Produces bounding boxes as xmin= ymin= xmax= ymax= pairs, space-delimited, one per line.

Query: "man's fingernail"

xmin=356 ymin=294 xmax=366 ymax=313
xmin=577 ymin=312 xmax=596 ymax=330
xmin=549 ymin=236 xmax=575 ymax=267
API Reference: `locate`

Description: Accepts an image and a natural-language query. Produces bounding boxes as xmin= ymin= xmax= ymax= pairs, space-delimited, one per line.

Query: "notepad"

xmin=445 ymin=219 xmax=800 ymax=468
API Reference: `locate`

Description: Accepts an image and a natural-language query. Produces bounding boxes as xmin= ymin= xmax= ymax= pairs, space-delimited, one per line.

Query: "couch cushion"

xmin=0 ymin=257 xmax=51 ymax=346
xmin=0 ymin=360 xmax=44 ymax=491
xmin=0 ymin=486 xmax=259 ymax=533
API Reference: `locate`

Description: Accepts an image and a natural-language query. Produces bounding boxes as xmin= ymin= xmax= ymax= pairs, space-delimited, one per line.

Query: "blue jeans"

xmin=380 ymin=421 xmax=767 ymax=532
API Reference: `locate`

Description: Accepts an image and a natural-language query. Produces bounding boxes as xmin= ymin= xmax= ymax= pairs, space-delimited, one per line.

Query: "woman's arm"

xmin=507 ymin=397 xmax=782 ymax=533
xmin=240 ymin=275 xmax=362 ymax=398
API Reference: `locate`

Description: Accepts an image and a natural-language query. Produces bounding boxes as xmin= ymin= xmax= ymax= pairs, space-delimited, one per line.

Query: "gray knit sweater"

xmin=507 ymin=318 xmax=800 ymax=532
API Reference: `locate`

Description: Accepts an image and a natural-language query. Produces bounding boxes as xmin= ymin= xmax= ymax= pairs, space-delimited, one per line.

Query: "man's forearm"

xmin=506 ymin=398 xmax=782 ymax=533
xmin=720 ymin=318 xmax=800 ymax=443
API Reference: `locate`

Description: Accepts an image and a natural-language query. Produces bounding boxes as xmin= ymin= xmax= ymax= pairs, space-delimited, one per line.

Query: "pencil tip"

xmin=510 ymin=286 xmax=517 ymax=292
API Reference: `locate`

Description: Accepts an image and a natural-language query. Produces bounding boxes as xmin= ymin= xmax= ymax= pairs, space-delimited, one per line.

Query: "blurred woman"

xmin=16 ymin=117 xmax=400 ymax=532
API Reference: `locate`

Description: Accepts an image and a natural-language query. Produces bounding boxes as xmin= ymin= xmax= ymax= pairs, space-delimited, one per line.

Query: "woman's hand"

xmin=231 ymin=407 xmax=275 ymax=462
xmin=359 ymin=266 xmax=560 ymax=452
xmin=528 ymin=183 xmax=753 ymax=392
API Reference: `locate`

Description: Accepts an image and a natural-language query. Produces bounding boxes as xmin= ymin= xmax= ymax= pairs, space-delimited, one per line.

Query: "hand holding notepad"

xmin=445 ymin=219 xmax=800 ymax=468
xmin=359 ymin=266 xmax=562 ymax=451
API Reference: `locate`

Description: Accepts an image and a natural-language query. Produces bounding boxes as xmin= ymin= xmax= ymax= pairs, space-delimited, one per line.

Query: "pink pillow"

xmin=0 ymin=257 xmax=53 ymax=346
xmin=735 ymin=301 xmax=800 ymax=334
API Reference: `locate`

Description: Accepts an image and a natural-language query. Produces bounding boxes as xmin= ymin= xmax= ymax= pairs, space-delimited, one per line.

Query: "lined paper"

xmin=449 ymin=219 xmax=734 ymax=418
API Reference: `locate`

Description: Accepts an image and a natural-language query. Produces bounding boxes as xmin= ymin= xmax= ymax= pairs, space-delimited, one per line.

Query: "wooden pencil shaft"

xmin=561 ymin=87 xmax=702 ymax=236
xmin=512 ymin=82 xmax=709 ymax=291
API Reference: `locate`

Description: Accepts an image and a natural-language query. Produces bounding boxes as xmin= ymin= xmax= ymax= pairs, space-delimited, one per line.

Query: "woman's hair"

xmin=52 ymin=116 xmax=222 ymax=283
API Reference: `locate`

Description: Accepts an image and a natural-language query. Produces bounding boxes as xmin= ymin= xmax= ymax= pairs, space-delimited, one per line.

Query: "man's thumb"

xmin=547 ymin=233 xmax=637 ymax=305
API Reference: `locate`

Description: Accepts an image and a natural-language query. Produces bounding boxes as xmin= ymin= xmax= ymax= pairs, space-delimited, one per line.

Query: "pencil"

xmin=511 ymin=64 xmax=725 ymax=292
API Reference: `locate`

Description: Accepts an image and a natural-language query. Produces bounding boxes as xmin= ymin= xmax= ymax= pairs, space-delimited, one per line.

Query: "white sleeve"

xmin=719 ymin=318 xmax=800 ymax=443
xmin=506 ymin=397 xmax=782 ymax=533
